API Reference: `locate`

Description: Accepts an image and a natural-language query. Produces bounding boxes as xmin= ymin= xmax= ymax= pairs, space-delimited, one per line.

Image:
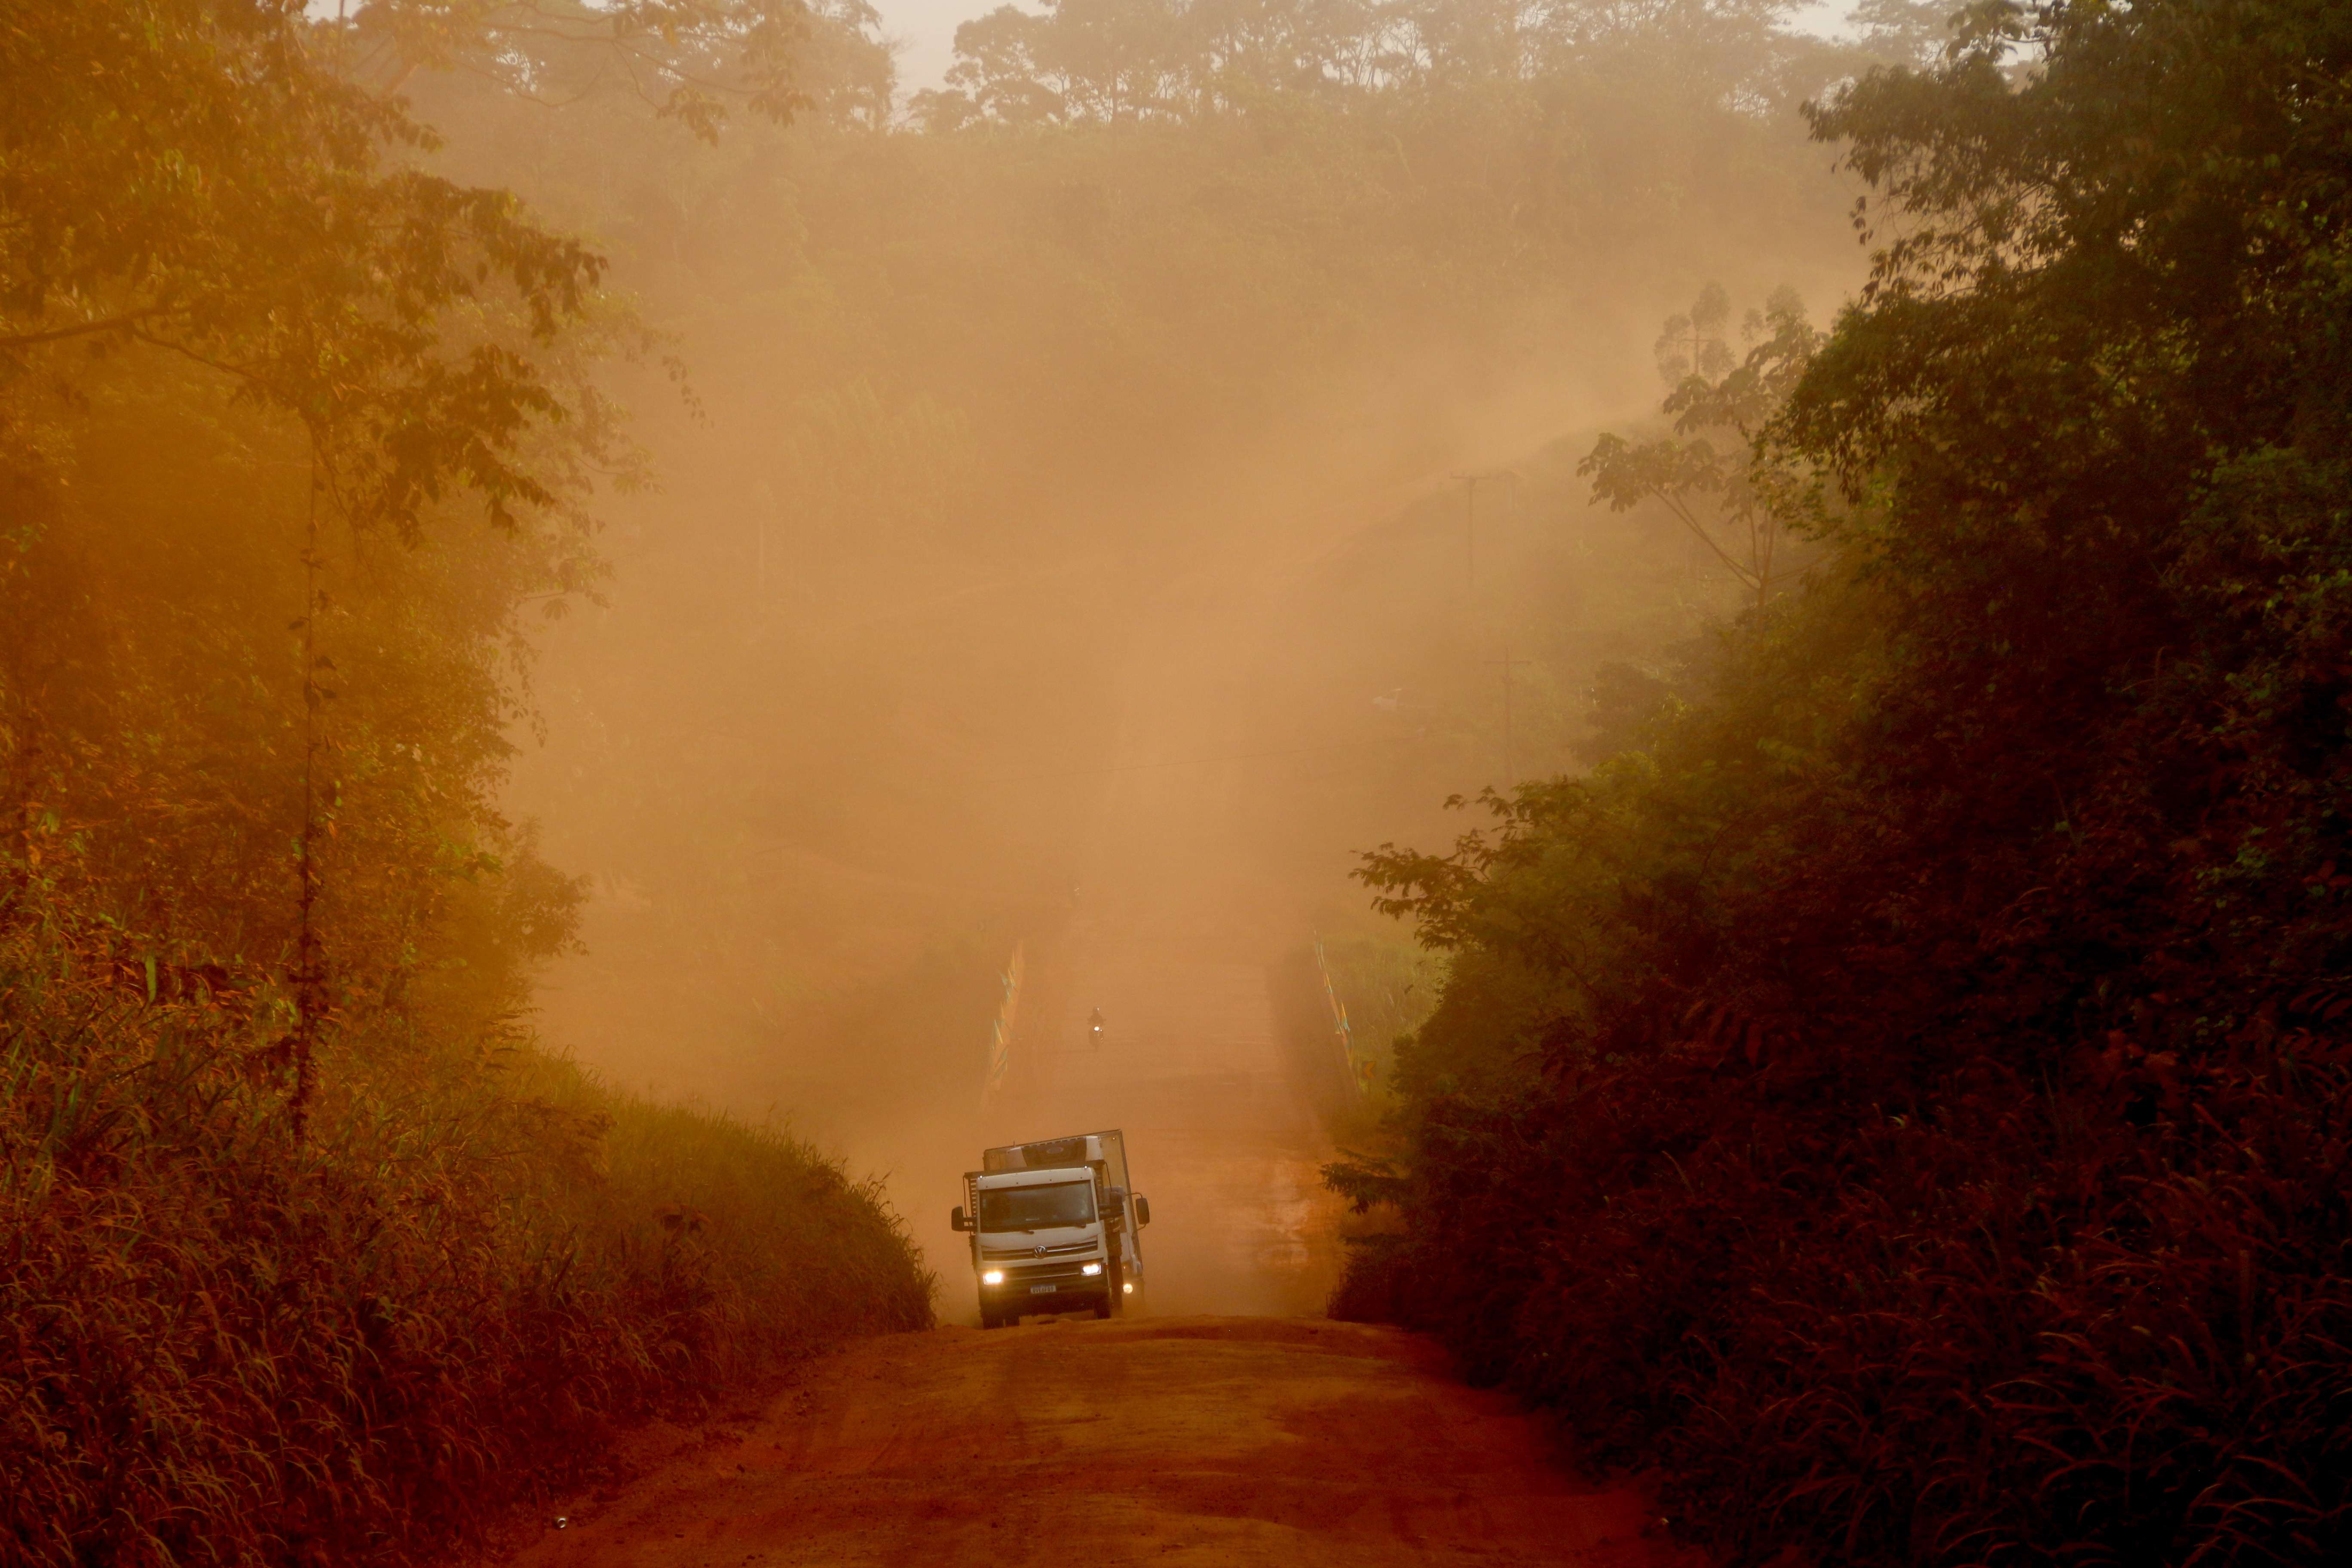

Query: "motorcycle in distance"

xmin=1087 ymin=1006 xmax=1104 ymax=1050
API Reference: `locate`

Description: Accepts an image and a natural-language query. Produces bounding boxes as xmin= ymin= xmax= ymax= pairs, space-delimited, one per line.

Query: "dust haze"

xmin=438 ymin=62 xmax=1866 ymax=1319
xmin=19 ymin=9 xmax=2332 ymax=1562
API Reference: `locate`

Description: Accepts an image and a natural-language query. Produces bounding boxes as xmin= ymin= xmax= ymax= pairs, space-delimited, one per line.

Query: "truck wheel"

xmin=978 ymin=1305 xmax=1002 ymax=1330
xmin=1091 ymin=1293 xmax=1113 ymax=1320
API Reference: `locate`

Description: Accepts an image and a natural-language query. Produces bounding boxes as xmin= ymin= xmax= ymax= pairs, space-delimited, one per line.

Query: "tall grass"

xmin=1318 ymin=933 xmax=1444 ymax=1105
xmin=0 ymin=916 xmax=933 ymax=1567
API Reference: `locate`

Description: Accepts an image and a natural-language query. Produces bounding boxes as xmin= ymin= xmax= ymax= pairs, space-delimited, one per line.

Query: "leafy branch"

xmin=1580 ymin=285 xmax=1824 ymax=616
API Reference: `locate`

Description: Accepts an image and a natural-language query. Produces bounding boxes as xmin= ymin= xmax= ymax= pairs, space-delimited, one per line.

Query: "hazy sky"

xmin=878 ymin=0 xmax=982 ymax=92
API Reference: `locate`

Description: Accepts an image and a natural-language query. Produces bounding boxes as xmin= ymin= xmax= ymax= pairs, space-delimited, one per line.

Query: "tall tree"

xmin=1582 ymin=284 xmax=1823 ymax=615
xmin=1342 ymin=2 xmax=2352 ymax=1562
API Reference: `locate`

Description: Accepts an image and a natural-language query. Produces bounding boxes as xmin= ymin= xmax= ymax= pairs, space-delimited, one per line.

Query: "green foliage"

xmin=0 ymin=907 xmax=929 ymax=1568
xmin=1582 ymin=283 xmax=1827 ymax=612
xmin=1342 ymin=1 xmax=2352 ymax=1562
xmin=1319 ymin=930 xmax=1444 ymax=1100
xmin=891 ymin=0 xmax=1882 ymax=331
xmin=0 ymin=360 xmax=582 ymax=1031
xmin=341 ymin=1 xmax=867 ymax=137
xmin=0 ymin=7 xmax=933 ymax=1564
xmin=0 ymin=1 xmax=624 ymax=535
xmin=912 ymin=0 xmax=1830 ymax=130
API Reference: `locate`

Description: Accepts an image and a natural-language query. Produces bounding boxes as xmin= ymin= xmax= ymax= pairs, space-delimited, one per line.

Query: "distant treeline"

xmin=1332 ymin=2 xmax=2352 ymax=1563
xmin=913 ymin=0 xmax=1931 ymax=129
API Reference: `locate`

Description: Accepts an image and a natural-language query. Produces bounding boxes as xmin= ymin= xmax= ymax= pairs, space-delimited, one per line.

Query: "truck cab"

xmin=951 ymin=1130 xmax=1151 ymax=1329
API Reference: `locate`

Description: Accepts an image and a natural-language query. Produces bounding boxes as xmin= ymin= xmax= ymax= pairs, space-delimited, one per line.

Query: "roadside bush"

xmin=0 ymin=911 xmax=932 ymax=1568
xmin=1335 ymin=3 xmax=2352 ymax=1562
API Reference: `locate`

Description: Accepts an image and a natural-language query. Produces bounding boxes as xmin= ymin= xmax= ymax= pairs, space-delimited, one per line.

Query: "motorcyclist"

xmin=1087 ymin=1006 xmax=1104 ymax=1047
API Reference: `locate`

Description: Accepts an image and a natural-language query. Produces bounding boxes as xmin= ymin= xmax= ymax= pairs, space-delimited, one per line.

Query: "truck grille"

xmin=981 ymin=1239 xmax=1097 ymax=1261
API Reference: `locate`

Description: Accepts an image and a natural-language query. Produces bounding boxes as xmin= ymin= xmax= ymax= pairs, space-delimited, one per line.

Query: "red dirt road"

xmin=505 ymin=516 xmax=1705 ymax=1567
xmin=508 ymin=1316 xmax=1697 ymax=1568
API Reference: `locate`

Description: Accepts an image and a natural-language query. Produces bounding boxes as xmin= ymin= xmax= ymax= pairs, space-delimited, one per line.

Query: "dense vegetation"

xmin=1334 ymin=1 xmax=2352 ymax=1562
xmin=30 ymin=0 xmax=2343 ymax=1562
xmin=0 ymin=7 xmax=928 ymax=1564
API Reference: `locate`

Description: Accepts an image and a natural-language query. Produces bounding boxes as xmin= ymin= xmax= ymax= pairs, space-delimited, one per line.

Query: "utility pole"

xmin=1450 ymin=473 xmax=1478 ymax=594
xmin=1449 ymin=471 xmax=1520 ymax=598
xmin=1488 ymin=640 xmax=1532 ymax=786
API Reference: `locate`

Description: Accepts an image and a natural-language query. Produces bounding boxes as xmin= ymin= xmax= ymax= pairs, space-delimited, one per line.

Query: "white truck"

xmin=950 ymin=1130 xmax=1152 ymax=1329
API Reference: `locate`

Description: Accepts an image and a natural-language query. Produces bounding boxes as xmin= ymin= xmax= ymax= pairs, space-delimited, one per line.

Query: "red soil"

xmin=504 ymin=1315 xmax=1702 ymax=1568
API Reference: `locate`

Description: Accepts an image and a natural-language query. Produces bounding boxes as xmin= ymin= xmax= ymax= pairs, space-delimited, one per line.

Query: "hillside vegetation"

xmin=1333 ymin=2 xmax=2352 ymax=1562
xmin=0 ymin=7 xmax=929 ymax=1564
xmin=25 ymin=0 xmax=2338 ymax=1563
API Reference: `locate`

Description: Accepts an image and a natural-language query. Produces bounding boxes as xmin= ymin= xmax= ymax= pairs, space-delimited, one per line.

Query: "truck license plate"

xmin=1029 ymin=1284 xmax=1057 ymax=1294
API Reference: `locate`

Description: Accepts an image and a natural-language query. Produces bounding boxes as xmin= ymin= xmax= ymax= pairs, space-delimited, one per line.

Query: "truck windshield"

xmin=978 ymin=1182 xmax=1096 ymax=1232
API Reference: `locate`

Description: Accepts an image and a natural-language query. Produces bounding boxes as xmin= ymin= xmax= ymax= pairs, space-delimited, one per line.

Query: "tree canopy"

xmin=1341 ymin=1 xmax=2352 ymax=1562
xmin=911 ymin=0 xmax=1829 ymax=128
xmin=1 ymin=9 xmax=932 ymax=1563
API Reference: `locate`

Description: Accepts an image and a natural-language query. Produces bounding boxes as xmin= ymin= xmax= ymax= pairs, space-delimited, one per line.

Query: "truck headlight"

xmin=981 ymin=1270 xmax=1004 ymax=1285
xmin=1081 ymin=1262 xmax=1102 ymax=1276
xmin=1122 ymin=1282 xmax=1134 ymax=1294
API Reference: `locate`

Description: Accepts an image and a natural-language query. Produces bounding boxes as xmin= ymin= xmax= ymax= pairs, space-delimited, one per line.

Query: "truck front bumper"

xmin=980 ymin=1259 xmax=1110 ymax=1309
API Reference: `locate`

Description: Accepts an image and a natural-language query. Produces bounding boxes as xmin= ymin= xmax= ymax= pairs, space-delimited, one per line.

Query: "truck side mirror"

xmin=1134 ymin=1196 xmax=1151 ymax=1227
xmin=950 ymin=1206 xmax=971 ymax=1232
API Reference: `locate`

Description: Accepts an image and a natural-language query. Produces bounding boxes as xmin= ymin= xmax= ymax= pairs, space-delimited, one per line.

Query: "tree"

xmin=1848 ymin=0 xmax=1958 ymax=66
xmin=339 ymin=0 xmax=847 ymax=135
xmin=1580 ymin=283 xmax=1822 ymax=615
xmin=0 ymin=2 xmax=621 ymax=537
xmin=924 ymin=4 xmax=1072 ymax=125
xmin=913 ymin=0 xmax=1830 ymax=129
xmin=1341 ymin=3 xmax=2352 ymax=1562
xmin=0 ymin=0 xmax=831 ymax=1131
